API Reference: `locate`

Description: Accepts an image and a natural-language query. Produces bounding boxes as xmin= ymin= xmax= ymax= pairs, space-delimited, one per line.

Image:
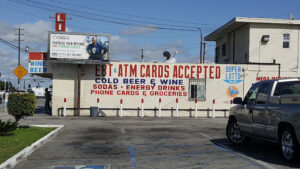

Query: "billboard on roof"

xmin=48 ymin=32 xmax=110 ymax=61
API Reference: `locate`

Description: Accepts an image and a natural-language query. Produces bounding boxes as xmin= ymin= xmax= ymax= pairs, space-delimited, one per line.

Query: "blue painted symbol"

xmin=223 ymin=79 xmax=242 ymax=84
xmin=114 ymin=68 xmax=117 ymax=73
xmin=82 ymin=165 xmax=104 ymax=169
xmin=229 ymin=86 xmax=239 ymax=95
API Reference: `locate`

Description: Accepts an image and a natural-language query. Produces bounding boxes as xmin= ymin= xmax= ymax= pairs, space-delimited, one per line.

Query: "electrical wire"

xmin=50 ymin=0 xmax=220 ymax=27
xmin=8 ymin=0 xmax=200 ymax=32
xmin=0 ymin=38 xmax=28 ymax=53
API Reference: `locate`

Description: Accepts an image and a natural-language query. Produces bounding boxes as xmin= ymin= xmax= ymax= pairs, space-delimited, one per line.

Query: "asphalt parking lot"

xmin=1 ymin=99 xmax=300 ymax=169
xmin=8 ymin=116 xmax=300 ymax=169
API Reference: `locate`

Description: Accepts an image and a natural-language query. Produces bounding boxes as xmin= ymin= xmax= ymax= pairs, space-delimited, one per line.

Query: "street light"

xmin=197 ymin=27 xmax=203 ymax=64
xmin=25 ymin=45 xmax=30 ymax=52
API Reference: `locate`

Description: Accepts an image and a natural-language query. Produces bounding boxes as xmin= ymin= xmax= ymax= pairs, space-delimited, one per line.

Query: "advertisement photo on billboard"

xmin=49 ymin=32 xmax=110 ymax=61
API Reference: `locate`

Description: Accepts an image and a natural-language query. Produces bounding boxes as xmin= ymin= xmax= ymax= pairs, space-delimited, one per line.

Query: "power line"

xmin=0 ymin=38 xmax=27 ymax=53
xmin=50 ymin=0 xmax=220 ymax=27
xmin=8 ymin=0 xmax=200 ymax=32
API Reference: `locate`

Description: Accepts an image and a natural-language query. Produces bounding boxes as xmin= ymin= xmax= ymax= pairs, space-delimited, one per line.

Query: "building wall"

xmin=50 ymin=61 xmax=297 ymax=117
xmin=249 ymin=23 xmax=300 ymax=73
xmin=215 ymin=24 xmax=250 ymax=64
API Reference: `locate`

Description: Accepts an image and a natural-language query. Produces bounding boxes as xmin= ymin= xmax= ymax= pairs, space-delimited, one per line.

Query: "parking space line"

xmin=159 ymin=134 xmax=168 ymax=141
xmin=197 ymin=131 xmax=275 ymax=169
xmin=213 ymin=144 xmax=275 ymax=169
xmin=135 ymin=143 xmax=207 ymax=153
xmin=129 ymin=145 xmax=137 ymax=169
xmin=121 ymin=127 xmax=125 ymax=134
xmin=171 ymin=155 xmax=242 ymax=169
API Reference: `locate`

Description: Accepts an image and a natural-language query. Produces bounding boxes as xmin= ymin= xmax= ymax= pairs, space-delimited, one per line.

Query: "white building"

xmin=205 ymin=17 xmax=300 ymax=72
xmin=30 ymin=17 xmax=300 ymax=117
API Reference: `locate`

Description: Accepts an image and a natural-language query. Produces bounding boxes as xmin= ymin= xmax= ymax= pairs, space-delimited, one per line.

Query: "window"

xmin=283 ymin=34 xmax=290 ymax=48
xmin=243 ymin=84 xmax=259 ymax=105
xmin=215 ymin=47 xmax=220 ymax=63
xmin=215 ymin=47 xmax=220 ymax=57
xmin=222 ymin=43 xmax=226 ymax=56
xmin=189 ymin=79 xmax=205 ymax=100
xmin=256 ymin=83 xmax=272 ymax=104
xmin=274 ymin=81 xmax=300 ymax=96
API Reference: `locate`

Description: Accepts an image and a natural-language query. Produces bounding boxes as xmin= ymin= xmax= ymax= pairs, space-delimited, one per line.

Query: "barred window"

xmin=189 ymin=78 xmax=206 ymax=101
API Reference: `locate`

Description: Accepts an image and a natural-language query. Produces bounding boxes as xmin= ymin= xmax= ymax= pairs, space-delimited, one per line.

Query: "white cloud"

xmin=109 ymin=35 xmax=140 ymax=61
xmin=0 ymin=20 xmax=51 ymax=52
xmin=120 ymin=26 xmax=157 ymax=35
xmin=20 ymin=20 xmax=51 ymax=46
xmin=109 ymin=36 xmax=197 ymax=63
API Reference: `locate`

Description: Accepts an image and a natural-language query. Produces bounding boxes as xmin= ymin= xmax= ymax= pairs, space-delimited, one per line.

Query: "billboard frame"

xmin=48 ymin=31 xmax=111 ymax=64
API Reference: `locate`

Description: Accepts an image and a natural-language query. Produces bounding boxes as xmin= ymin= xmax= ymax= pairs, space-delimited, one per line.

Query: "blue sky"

xmin=0 ymin=0 xmax=300 ymax=88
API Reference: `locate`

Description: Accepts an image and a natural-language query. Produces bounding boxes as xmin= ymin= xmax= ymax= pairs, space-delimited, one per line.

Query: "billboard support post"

xmin=77 ymin=64 xmax=81 ymax=116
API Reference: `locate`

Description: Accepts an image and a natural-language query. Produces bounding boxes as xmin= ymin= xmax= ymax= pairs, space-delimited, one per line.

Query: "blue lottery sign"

xmin=224 ymin=66 xmax=242 ymax=84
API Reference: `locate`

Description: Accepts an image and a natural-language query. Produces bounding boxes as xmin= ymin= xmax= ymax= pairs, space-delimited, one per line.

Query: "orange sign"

xmin=226 ymin=85 xmax=239 ymax=99
xmin=13 ymin=65 xmax=28 ymax=80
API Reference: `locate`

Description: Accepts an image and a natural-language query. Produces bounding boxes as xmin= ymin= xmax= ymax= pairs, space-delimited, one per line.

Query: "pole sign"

xmin=28 ymin=52 xmax=48 ymax=74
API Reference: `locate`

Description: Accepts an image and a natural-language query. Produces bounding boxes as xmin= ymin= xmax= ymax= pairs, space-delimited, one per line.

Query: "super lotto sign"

xmin=13 ymin=65 xmax=28 ymax=80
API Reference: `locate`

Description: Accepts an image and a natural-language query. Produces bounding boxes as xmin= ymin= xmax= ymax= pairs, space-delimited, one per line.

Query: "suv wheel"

xmin=281 ymin=129 xmax=298 ymax=161
xmin=226 ymin=120 xmax=247 ymax=144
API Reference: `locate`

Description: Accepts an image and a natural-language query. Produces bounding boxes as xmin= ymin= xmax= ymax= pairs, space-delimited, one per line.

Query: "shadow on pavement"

xmin=211 ymin=138 xmax=300 ymax=168
xmin=35 ymin=98 xmax=51 ymax=116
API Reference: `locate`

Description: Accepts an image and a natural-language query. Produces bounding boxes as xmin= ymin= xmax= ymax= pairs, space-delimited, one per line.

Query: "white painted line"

xmin=0 ymin=125 xmax=64 ymax=169
xmin=197 ymin=131 xmax=277 ymax=169
xmin=121 ymin=127 xmax=125 ymax=134
xmin=219 ymin=144 xmax=277 ymax=169
xmin=105 ymin=163 xmax=111 ymax=169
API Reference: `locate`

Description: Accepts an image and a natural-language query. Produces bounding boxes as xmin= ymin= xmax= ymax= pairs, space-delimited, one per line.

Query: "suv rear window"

xmin=274 ymin=81 xmax=300 ymax=96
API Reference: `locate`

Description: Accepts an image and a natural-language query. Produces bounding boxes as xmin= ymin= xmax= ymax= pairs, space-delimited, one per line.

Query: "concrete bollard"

xmin=212 ymin=99 xmax=216 ymax=118
xmin=158 ymin=98 xmax=162 ymax=118
xmin=195 ymin=98 xmax=198 ymax=118
xmin=63 ymin=98 xmax=67 ymax=117
xmin=120 ymin=99 xmax=123 ymax=118
xmin=141 ymin=98 xmax=144 ymax=117
xmin=176 ymin=98 xmax=179 ymax=117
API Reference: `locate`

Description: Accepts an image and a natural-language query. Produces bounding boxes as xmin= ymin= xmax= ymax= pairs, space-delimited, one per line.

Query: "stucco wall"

xmin=249 ymin=23 xmax=300 ymax=72
xmin=216 ymin=24 xmax=250 ymax=64
xmin=50 ymin=61 xmax=297 ymax=117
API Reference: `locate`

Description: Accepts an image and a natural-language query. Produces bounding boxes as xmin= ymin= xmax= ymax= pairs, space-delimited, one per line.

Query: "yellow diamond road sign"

xmin=13 ymin=65 xmax=28 ymax=80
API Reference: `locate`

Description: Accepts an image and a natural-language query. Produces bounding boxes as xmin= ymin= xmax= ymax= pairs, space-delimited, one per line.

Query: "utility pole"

xmin=197 ymin=27 xmax=203 ymax=63
xmin=203 ymin=42 xmax=206 ymax=63
xmin=141 ymin=49 xmax=144 ymax=62
xmin=15 ymin=27 xmax=24 ymax=90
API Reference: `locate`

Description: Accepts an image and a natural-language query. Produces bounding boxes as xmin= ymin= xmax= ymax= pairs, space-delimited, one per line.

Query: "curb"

xmin=0 ymin=125 xmax=64 ymax=169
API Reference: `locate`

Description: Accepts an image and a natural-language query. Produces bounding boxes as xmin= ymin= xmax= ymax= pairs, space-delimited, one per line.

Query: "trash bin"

xmin=90 ymin=107 xmax=99 ymax=117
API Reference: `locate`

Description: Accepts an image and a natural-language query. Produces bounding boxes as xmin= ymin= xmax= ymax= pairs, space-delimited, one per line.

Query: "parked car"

xmin=15 ymin=89 xmax=27 ymax=93
xmin=227 ymin=78 xmax=300 ymax=161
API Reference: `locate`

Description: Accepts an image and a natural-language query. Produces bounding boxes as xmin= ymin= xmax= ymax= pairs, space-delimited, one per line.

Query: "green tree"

xmin=7 ymin=93 xmax=37 ymax=122
xmin=0 ymin=81 xmax=16 ymax=91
